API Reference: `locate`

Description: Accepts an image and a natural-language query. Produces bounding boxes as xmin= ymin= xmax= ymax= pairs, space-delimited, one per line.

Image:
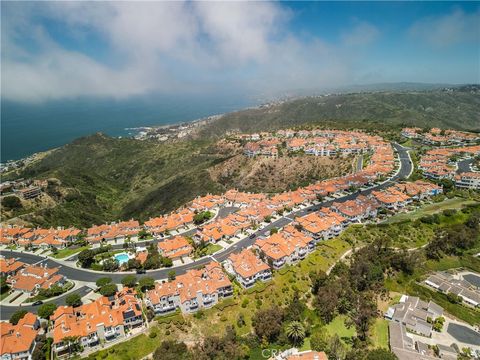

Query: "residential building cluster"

xmin=51 ymin=288 xmax=144 ymax=356
xmin=0 ymin=226 xmax=81 ymax=248
xmin=385 ymin=295 xmax=459 ymax=360
xmin=0 ymin=178 xmax=47 ymax=199
xmin=419 ymin=145 xmax=480 ymax=189
xmin=385 ymin=295 xmax=444 ymax=337
xmin=144 ymin=208 xmax=194 ymax=238
xmin=223 ymin=248 xmax=271 ymax=288
xmin=402 ymin=127 xmax=480 ymax=145
xmin=425 ymin=272 xmax=480 ymax=308
xmin=86 ymin=220 xmax=141 ymax=244
xmin=237 ymin=129 xmax=386 ymax=158
xmin=0 ymin=312 xmax=40 ymax=360
xmin=145 ymin=261 xmax=233 ymax=315
xmin=157 ymin=236 xmax=193 ymax=261
xmin=2 ymin=259 xmax=66 ymax=296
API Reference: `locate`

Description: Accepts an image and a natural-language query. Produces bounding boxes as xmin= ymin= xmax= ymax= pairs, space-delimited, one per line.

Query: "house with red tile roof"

xmin=144 ymin=209 xmax=194 ymax=237
xmin=1 ymin=313 xmax=40 ymax=360
xmin=86 ymin=220 xmax=140 ymax=244
xmin=145 ymin=261 xmax=233 ymax=315
xmin=455 ymin=172 xmax=480 ymax=190
xmin=330 ymin=195 xmax=380 ymax=223
xmin=0 ymin=257 xmax=26 ymax=277
xmin=157 ymin=236 xmax=193 ymax=261
xmin=7 ymin=264 xmax=66 ymax=296
xmin=224 ymin=248 xmax=271 ymax=288
xmin=254 ymin=227 xmax=314 ymax=269
xmin=51 ymin=288 xmax=143 ymax=356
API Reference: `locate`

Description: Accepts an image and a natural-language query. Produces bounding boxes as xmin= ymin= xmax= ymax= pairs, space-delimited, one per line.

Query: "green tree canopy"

xmin=38 ymin=303 xmax=58 ymax=319
xmin=121 ymin=275 xmax=137 ymax=288
xmin=95 ymin=277 xmax=112 ymax=288
xmin=10 ymin=310 xmax=28 ymax=325
xmin=65 ymin=293 xmax=82 ymax=307
xmin=99 ymin=283 xmax=118 ymax=297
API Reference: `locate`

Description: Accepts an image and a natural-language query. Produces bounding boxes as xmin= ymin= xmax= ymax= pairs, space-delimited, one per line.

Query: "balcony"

xmin=104 ymin=329 xmax=117 ymax=339
xmin=54 ymin=344 xmax=69 ymax=353
xmin=88 ymin=335 xmax=99 ymax=345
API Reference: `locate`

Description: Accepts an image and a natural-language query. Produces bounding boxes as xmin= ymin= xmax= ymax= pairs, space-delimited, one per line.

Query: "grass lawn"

xmin=52 ymin=246 xmax=90 ymax=259
xmin=86 ymin=332 xmax=159 ymax=360
xmin=0 ymin=290 xmax=11 ymax=301
xmin=370 ymin=318 xmax=389 ymax=349
xmin=384 ymin=198 xmax=479 ymax=224
xmin=199 ymin=243 xmax=223 ymax=257
xmin=324 ymin=315 xmax=356 ymax=342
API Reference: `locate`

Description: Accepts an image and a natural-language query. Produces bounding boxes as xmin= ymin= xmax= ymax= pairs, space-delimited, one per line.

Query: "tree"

xmin=253 ymin=306 xmax=284 ymax=342
xmin=285 ymin=321 xmax=306 ymax=346
xmin=328 ymin=334 xmax=346 ymax=360
xmin=153 ymin=340 xmax=191 ymax=360
xmin=127 ymin=258 xmax=141 ymax=270
xmin=102 ymin=258 xmax=119 ymax=272
xmin=65 ymin=293 xmax=82 ymax=307
xmin=0 ymin=276 xmax=9 ymax=293
xmin=121 ymin=275 xmax=137 ymax=288
xmin=95 ymin=277 xmax=112 ymax=288
xmin=315 ymin=285 xmax=339 ymax=323
xmin=365 ymin=349 xmax=398 ymax=360
xmin=310 ymin=327 xmax=329 ymax=352
xmin=269 ymin=227 xmax=278 ymax=235
xmin=2 ymin=196 xmax=22 ymax=210
xmin=78 ymin=249 xmax=95 ymax=268
xmin=193 ymin=211 xmax=213 ymax=225
xmin=10 ymin=310 xmax=27 ymax=325
xmin=38 ymin=303 xmax=57 ymax=319
xmin=285 ymin=292 xmax=306 ymax=322
xmin=139 ymin=277 xmax=155 ymax=291
xmin=99 ymin=283 xmax=118 ymax=297
xmin=348 ymin=294 xmax=377 ymax=341
xmin=144 ymin=255 xmax=161 ymax=270
xmin=168 ymin=270 xmax=176 ymax=281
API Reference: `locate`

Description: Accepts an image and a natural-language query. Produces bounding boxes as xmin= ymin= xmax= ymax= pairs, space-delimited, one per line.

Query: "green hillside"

xmin=10 ymin=134 xmax=225 ymax=227
xmin=4 ymin=89 xmax=479 ymax=228
xmin=200 ymin=90 xmax=480 ymax=137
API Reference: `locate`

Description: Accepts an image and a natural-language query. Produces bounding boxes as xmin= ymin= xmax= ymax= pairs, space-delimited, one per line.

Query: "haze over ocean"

xmin=1 ymin=93 xmax=255 ymax=162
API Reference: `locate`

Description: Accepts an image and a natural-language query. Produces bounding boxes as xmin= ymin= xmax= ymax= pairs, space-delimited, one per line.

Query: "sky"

xmin=2 ymin=1 xmax=479 ymax=103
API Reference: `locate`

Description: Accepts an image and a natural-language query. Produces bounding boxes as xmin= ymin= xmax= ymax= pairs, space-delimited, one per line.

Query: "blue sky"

xmin=2 ymin=1 xmax=479 ymax=103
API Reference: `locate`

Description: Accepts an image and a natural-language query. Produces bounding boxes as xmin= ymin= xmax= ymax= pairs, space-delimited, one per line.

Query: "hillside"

xmin=208 ymin=153 xmax=355 ymax=193
xmin=5 ymin=134 xmax=226 ymax=227
xmin=4 ymin=133 xmax=354 ymax=228
xmin=200 ymin=89 xmax=480 ymax=137
xmin=4 ymin=88 xmax=479 ymax=228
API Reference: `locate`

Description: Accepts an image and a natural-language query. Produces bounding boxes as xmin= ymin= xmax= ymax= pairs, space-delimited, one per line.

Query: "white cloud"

xmin=341 ymin=21 xmax=379 ymax=46
xmin=409 ymin=9 xmax=480 ymax=47
xmin=0 ymin=2 xmax=381 ymax=103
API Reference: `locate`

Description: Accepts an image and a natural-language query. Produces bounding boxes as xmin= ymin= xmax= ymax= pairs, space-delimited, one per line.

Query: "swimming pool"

xmin=114 ymin=253 xmax=130 ymax=265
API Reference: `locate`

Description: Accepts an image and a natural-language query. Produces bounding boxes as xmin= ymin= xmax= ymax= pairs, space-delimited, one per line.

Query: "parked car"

xmin=136 ymin=269 xmax=146 ymax=274
xmin=249 ymin=234 xmax=256 ymax=239
xmin=32 ymin=301 xmax=43 ymax=306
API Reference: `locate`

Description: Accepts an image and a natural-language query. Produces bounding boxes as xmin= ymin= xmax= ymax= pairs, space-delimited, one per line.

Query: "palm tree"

xmin=285 ymin=321 xmax=306 ymax=345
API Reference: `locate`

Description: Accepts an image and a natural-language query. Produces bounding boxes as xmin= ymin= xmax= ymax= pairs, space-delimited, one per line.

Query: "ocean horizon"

xmin=1 ymin=93 xmax=257 ymax=162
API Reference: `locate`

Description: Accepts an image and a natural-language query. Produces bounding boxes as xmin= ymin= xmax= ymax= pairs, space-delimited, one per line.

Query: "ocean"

xmin=1 ymin=93 xmax=256 ymax=162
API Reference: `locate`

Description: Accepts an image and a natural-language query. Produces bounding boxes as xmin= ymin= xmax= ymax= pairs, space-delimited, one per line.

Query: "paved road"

xmin=0 ymin=143 xmax=412 ymax=319
xmin=1 ymin=286 xmax=92 ymax=320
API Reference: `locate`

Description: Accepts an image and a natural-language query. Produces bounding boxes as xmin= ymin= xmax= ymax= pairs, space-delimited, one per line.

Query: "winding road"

xmin=0 ymin=143 xmax=412 ymax=319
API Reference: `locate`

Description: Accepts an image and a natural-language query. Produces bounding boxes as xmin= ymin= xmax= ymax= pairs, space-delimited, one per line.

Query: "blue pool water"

xmin=114 ymin=253 xmax=130 ymax=265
